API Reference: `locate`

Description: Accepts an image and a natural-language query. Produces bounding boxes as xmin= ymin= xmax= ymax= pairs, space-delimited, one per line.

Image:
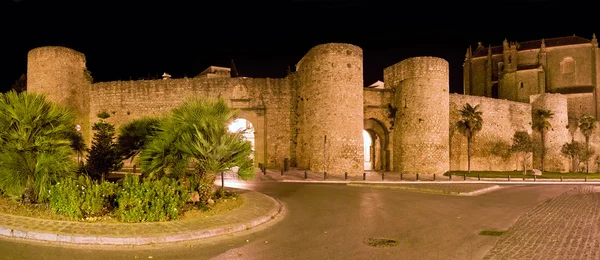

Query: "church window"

xmin=560 ymin=57 xmax=575 ymax=74
xmin=519 ymin=82 xmax=524 ymax=88
xmin=508 ymin=56 xmax=512 ymax=64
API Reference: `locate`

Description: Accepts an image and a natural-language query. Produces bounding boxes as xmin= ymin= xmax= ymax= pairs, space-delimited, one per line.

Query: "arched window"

xmin=560 ymin=57 xmax=575 ymax=74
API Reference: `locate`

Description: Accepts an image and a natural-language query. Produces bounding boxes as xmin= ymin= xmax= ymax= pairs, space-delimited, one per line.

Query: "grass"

xmin=0 ymin=190 xmax=245 ymax=223
xmin=348 ymin=183 xmax=498 ymax=195
xmin=0 ymin=196 xmax=72 ymax=221
xmin=446 ymin=170 xmax=600 ymax=179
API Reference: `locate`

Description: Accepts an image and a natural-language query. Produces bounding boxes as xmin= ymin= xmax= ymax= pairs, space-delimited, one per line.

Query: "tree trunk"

xmin=541 ymin=132 xmax=545 ymax=173
xmin=586 ymin=136 xmax=590 ymax=173
xmin=197 ymin=170 xmax=217 ymax=205
xmin=523 ymin=152 xmax=527 ymax=175
xmin=467 ymin=135 xmax=472 ymax=173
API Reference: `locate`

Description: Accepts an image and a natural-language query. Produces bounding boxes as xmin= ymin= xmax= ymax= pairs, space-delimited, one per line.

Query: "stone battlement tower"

xmin=27 ymin=46 xmax=92 ymax=143
xmin=385 ymin=57 xmax=450 ymax=176
xmin=296 ymin=43 xmax=365 ymax=176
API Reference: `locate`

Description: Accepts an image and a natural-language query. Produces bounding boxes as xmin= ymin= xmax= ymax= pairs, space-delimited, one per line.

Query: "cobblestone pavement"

xmin=483 ymin=185 xmax=600 ymax=260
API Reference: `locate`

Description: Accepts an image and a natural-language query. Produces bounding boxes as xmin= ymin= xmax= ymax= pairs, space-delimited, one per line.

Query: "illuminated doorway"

xmin=363 ymin=130 xmax=372 ymax=170
xmin=227 ymin=118 xmax=255 ymax=159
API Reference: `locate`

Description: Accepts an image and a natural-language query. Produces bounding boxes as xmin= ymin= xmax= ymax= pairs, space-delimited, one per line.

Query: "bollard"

xmin=463 ymin=173 xmax=466 ymax=181
xmin=585 ymin=176 xmax=587 ymax=182
xmin=534 ymin=175 xmax=536 ymax=182
xmin=508 ymin=175 xmax=510 ymax=181
xmin=560 ymin=176 xmax=563 ymax=182
xmin=363 ymin=172 xmax=366 ymax=181
xmin=304 ymin=171 xmax=307 ymax=179
xmin=283 ymin=158 xmax=290 ymax=172
xmin=433 ymin=174 xmax=436 ymax=181
xmin=449 ymin=174 xmax=452 ymax=181
xmin=478 ymin=174 xmax=480 ymax=181
xmin=324 ymin=172 xmax=327 ymax=180
xmin=400 ymin=173 xmax=403 ymax=180
xmin=382 ymin=172 xmax=385 ymax=181
xmin=345 ymin=172 xmax=348 ymax=180
xmin=416 ymin=173 xmax=419 ymax=181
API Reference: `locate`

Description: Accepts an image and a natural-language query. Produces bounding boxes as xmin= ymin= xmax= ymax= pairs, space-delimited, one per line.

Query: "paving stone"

xmin=484 ymin=185 xmax=600 ymax=260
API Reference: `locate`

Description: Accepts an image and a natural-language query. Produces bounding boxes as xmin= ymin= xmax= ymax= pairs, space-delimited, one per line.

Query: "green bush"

xmin=49 ymin=176 xmax=117 ymax=219
xmin=115 ymin=174 xmax=189 ymax=222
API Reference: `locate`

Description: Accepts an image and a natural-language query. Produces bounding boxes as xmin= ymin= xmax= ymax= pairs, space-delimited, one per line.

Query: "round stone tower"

xmin=27 ymin=46 xmax=91 ymax=144
xmin=530 ymin=93 xmax=570 ymax=172
xmin=384 ymin=56 xmax=450 ymax=175
xmin=296 ymin=43 xmax=364 ymax=176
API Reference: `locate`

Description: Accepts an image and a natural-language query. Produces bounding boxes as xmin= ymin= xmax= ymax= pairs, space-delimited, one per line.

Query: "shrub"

xmin=115 ymin=174 xmax=189 ymax=222
xmin=49 ymin=176 xmax=117 ymax=219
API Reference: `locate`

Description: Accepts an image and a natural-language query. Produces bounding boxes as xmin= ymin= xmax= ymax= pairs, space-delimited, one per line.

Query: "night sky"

xmin=1 ymin=0 xmax=597 ymax=94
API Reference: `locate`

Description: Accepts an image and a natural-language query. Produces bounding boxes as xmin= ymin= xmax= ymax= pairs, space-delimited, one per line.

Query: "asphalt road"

xmin=0 ymin=182 xmax=574 ymax=260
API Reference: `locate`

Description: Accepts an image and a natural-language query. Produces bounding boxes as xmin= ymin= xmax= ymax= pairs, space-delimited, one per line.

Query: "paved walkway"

xmin=483 ymin=185 xmax=600 ymax=260
xmin=0 ymin=189 xmax=281 ymax=245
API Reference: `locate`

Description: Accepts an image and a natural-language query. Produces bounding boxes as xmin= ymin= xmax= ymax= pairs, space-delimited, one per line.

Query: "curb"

xmin=0 ymin=192 xmax=283 ymax=245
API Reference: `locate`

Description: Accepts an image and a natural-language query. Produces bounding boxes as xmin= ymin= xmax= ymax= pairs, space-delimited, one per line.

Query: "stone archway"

xmin=364 ymin=118 xmax=390 ymax=171
xmin=230 ymin=108 xmax=265 ymax=168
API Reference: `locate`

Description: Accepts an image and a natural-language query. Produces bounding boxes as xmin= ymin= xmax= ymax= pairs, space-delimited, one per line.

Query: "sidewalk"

xmin=249 ymin=167 xmax=600 ymax=184
xmin=0 ymin=189 xmax=282 ymax=245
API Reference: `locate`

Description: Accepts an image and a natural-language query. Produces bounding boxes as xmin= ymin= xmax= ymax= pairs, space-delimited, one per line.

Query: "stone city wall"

xmin=386 ymin=56 xmax=450 ymax=176
xmin=450 ymin=94 xmax=532 ymax=172
xmin=530 ymin=93 xmax=570 ymax=172
xmin=296 ymin=43 xmax=364 ymax=176
xmin=90 ymin=76 xmax=293 ymax=168
xmin=27 ymin=46 xmax=92 ymax=145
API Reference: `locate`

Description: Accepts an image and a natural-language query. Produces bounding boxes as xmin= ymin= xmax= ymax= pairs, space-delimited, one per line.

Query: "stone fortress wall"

xmin=449 ymin=94 xmax=532 ymax=172
xmin=385 ymin=57 xmax=449 ymax=176
xmin=295 ymin=43 xmax=364 ymax=176
xmin=24 ymin=34 xmax=600 ymax=176
xmin=90 ymin=76 xmax=293 ymax=170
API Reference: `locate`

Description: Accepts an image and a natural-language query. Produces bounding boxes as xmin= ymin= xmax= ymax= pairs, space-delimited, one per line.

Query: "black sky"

xmin=1 ymin=0 xmax=597 ymax=94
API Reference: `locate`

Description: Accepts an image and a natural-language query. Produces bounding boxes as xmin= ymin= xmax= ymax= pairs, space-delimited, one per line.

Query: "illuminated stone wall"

xmin=363 ymin=88 xmax=394 ymax=171
xmin=26 ymin=46 xmax=92 ymax=144
xmin=450 ymin=94 xmax=532 ymax=171
xmin=385 ymin=56 xmax=450 ymax=176
xmin=89 ymin=76 xmax=293 ymax=169
xmin=530 ymin=93 xmax=570 ymax=172
xmin=295 ymin=43 xmax=364 ymax=176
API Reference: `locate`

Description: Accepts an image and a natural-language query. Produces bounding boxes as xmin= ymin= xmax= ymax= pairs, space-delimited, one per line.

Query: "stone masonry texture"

xmin=24 ymin=34 xmax=600 ymax=175
xmin=296 ymin=43 xmax=364 ymax=176
xmin=385 ymin=56 xmax=450 ymax=176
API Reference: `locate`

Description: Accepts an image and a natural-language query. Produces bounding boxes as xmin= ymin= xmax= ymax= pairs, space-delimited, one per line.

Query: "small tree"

xmin=560 ymin=141 xmax=593 ymax=173
xmin=511 ymin=131 xmax=533 ymax=175
xmin=532 ymin=109 xmax=554 ymax=173
xmin=69 ymin=127 xmax=86 ymax=167
xmin=456 ymin=103 xmax=483 ymax=173
xmin=116 ymin=117 xmax=161 ymax=164
xmin=578 ymin=115 xmax=596 ymax=173
xmin=0 ymin=91 xmax=76 ymax=203
xmin=85 ymin=112 xmax=123 ymax=182
xmin=10 ymin=74 xmax=27 ymax=93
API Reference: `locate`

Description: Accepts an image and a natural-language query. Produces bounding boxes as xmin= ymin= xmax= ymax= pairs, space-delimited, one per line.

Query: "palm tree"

xmin=116 ymin=117 xmax=161 ymax=164
xmin=578 ymin=114 xmax=596 ymax=173
xmin=532 ymin=109 xmax=554 ymax=173
xmin=0 ymin=91 xmax=76 ymax=203
xmin=140 ymin=97 xmax=254 ymax=203
xmin=456 ymin=103 xmax=483 ymax=173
